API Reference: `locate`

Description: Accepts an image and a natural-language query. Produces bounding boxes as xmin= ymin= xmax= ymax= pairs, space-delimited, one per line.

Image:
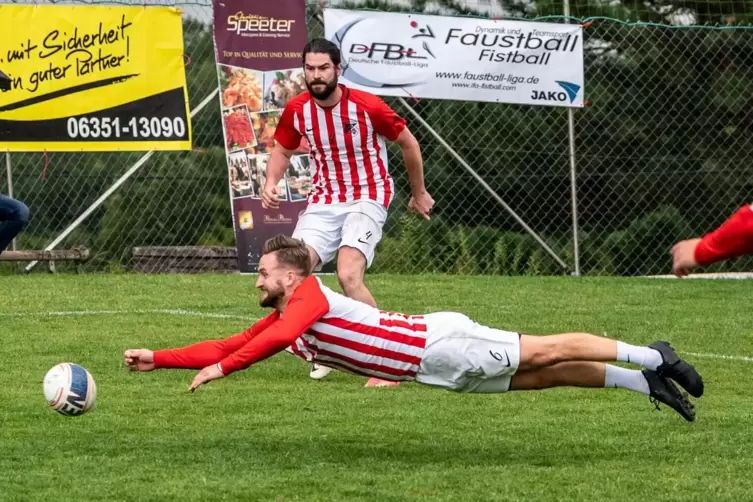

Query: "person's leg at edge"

xmin=0 ymin=194 xmax=30 ymax=253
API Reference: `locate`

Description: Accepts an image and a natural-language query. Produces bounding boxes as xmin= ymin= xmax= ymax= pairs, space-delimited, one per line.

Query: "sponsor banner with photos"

xmin=212 ymin=0 xmax=326 ymax=273
xmin=324 ymin=8 xmax=584 ymax=107
xmin=0 ymin=5 xmax=191 ymax=151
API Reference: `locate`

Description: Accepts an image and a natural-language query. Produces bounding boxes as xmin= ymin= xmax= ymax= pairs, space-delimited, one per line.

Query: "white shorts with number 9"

xmin=292 ymin=200 xmax=388 ymax=269
xmin=416 ymin=312 xmax=522 ymax=393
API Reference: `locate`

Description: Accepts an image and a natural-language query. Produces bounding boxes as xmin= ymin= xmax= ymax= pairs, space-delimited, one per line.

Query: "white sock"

xmin=616 ymin=342 xmax=663 ymax=370
xmin=604 ymin=365 xmax=650 ymax=395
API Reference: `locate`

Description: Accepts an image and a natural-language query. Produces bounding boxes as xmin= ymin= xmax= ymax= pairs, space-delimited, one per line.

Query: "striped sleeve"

xmin=364 ymin=95 xmax=406 ymax=141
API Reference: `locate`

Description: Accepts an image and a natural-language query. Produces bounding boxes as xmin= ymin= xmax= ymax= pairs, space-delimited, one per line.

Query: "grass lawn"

xmin=2 ymin=274 xmax=751 ymax=501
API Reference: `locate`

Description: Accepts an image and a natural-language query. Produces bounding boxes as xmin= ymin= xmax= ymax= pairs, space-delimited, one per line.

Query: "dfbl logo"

xmin=531 ymin=81 xmax=581 ymax=103
xmin=348 ymin=21 xmax=436 ymax=61
xmin=350 ymin=42 xmax=429 ymax=60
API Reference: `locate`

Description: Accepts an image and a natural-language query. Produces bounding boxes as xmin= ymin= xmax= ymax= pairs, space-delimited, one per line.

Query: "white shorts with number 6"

xmin=416 ymin=312 xmax=522 ymax=393
xmin=292 ymin=200 xmax=388 ymax=269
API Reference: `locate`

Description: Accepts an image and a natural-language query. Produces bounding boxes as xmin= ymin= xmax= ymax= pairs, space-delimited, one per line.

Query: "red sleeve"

xmin=695 ymin=204 xmax=753 ymax=266
xmin=152 ymin=312 xmax=279 ymax=370
xmin=367 ymin=96 xmax=406 ymax=141
xmin=273 ymin=101 xmax=302 ymax=150
xmin=218 ymin=277 xmax=330 ymax=375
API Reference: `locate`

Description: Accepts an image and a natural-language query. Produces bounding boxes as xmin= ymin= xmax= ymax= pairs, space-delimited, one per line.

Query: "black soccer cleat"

xmin=649 ymin=341 xmax=704 ymax=398
xmin=643 ymin=369 xmax=695 ymax=422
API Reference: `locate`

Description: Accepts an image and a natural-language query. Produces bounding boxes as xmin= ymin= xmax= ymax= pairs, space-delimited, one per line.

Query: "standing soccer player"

xmin=261 ymin=38 xmax=435 ymax=386
xmin=671 ymin=203 xmax=753 ymax=276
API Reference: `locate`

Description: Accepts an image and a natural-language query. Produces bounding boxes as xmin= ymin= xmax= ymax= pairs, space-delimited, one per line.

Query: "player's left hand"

xmin=670 ymin=238 xmax=701 ymax=277
xmin=408 ymin=190 xmax=435 ymax=221
xmin=189 ymin=364 xmax=224 ymax=392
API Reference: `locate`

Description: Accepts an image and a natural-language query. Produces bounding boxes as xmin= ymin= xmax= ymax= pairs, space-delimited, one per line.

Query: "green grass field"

xmin=2 ymin=274 xmax=752 ymax=501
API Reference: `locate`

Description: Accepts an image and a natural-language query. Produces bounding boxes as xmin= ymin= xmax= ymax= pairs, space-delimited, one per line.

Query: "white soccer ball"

xmin=43 ymin=363 xmax=97 ymax=417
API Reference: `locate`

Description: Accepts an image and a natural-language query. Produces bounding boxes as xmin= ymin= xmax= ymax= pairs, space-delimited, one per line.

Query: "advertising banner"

xmin=212 ymin=0 xmax=322 ymax=273
xmin=324 ymin=8 xmax=584 ymax=107
xmin=0 ymin=5 xmax=192 ymax=151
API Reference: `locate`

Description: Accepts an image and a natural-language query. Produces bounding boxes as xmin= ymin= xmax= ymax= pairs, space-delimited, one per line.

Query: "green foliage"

xmin=370 ymin=206 xmax=705 ymax=276
xmin=8 ymin=8 xmax=753 ymax=276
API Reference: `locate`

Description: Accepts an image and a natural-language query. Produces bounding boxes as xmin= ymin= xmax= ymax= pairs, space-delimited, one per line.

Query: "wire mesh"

xmin=2 ymin=0 xmax=752 ymax=276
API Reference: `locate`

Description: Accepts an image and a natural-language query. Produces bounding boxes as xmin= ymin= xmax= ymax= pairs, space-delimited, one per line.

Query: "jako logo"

xmin=556 ymin=81 xmax=581 ymax=103
xmin=530 ymin=81 xmax=581 ymax=103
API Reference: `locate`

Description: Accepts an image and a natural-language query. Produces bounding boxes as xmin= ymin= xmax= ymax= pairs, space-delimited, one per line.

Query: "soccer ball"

xmin=43 ymin=363 xmax=97 ymax=417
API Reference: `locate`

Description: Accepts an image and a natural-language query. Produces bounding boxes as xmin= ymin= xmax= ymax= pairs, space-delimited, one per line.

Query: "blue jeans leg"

xmin=0 ymin=194 xmax=30 ymax=253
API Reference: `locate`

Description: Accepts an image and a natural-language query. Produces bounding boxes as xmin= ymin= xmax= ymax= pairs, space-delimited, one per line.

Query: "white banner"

xmin=324 ymin=9 xmax=584 ymax=108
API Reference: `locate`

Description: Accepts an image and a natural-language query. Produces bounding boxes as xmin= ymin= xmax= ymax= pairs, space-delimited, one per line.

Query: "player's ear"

xmin=285 ymin=269 xmax=296 ymax=285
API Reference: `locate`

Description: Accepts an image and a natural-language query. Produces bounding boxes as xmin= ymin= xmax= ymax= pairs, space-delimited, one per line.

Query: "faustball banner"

xmin=0 ymin=5 xmax=192 ymax=152
xmin=212 ymin=0 xmax=328 ymax=274
xmin=324 ymin=9 xmax=585 ymax=108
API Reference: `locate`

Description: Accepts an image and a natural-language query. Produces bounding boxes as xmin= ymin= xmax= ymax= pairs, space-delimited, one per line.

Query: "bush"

xmin=370 ymin=206 xmax=694 ymax=276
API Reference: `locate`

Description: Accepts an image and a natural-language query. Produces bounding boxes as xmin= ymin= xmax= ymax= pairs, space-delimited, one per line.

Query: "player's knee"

xmin=337 ymin=248 xmax=366 ymax=291
xmin=14 ymin=200 xmax=29 ymax=225
xmin=520 ymin=336 xmax=559 ymax=370
xmin=337 ymin=265 xmax=364 ymax=293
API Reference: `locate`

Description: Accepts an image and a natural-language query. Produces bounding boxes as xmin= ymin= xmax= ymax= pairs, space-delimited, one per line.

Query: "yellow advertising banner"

xmin=0 ymin=5 xmax=192 ymax=152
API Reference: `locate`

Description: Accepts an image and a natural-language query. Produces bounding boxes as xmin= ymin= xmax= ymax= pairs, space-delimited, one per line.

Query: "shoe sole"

xmin=647 ymin=371 xmax=696 ymax=422
xmin=650 ymin=341 xmax=705 ymax=398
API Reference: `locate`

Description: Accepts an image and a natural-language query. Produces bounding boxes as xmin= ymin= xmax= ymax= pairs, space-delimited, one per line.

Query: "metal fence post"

xmin=563 ymin=0 xmax=580 ymax=277
xmin=5 ymin=152 xmax=15 ymax=252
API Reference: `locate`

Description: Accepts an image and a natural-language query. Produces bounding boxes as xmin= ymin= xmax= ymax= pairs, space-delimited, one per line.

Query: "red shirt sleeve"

xmin=152 ymin=312 xmax=279 ymax=369
xmin=273 ymin=101 xmax=302 ymax=151
xmin=218 ymin=277 xmax=330 ymax=375
xmin=695 ymin=203 xmax=753 ymax=266
xmin=367 ymin=96 xmax=406 ymax=141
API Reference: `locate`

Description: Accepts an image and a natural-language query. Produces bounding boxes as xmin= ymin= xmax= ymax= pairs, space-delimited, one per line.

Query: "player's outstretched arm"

xmin=189 ymin=294 xmax=329 ymax=391
xmin=124 ymin=349 xmax=155 ymax=371
xmin=122 ymin=313 xmax=279 ymax=372
xmin=671 ymin=203 xmax=753 ymax=276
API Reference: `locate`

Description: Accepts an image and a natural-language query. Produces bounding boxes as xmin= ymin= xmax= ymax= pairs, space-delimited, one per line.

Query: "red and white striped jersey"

xmin=285 ymin=278 xmax=428 ymax=381
xmin=274 ymin=84 xmax=406 ymax=209
xmin=152 ymin=276 xmax=428 ymax=382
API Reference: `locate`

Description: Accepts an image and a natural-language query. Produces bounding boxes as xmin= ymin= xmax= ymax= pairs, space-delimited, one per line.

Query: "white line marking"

xmin=0 ymin=309 xmax=257 ymax=321
xmin=3 ymin=310 xmax=752 ymax=364
xmin=682 ymin=351 xmax=753 ymax=364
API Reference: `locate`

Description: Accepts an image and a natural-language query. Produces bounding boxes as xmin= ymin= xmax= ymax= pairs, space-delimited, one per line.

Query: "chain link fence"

xmin=2 ymin=0 xmax=752 ymax=276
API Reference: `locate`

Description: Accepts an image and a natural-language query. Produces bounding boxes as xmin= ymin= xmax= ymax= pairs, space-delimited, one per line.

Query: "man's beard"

xmin=259 ymin=286 xmax=284 ymax=308
xmin=306 ymin=78 xmax=337 ymax=100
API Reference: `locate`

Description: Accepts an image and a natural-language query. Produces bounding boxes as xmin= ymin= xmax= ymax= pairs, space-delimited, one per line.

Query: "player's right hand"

xmin=123 ymin=349 xmax=155 ymax=372
xmin=261 ymin=183 xmax=281 ymax=209
xmin=670 ymin=238 xmax=701 ymax=277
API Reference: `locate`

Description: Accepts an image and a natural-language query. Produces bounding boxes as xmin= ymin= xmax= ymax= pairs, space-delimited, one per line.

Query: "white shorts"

xmin=415 ymin=312 xmax=521 ymax=393
xmin=292 ymin=200 xmax=388 ymax=269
